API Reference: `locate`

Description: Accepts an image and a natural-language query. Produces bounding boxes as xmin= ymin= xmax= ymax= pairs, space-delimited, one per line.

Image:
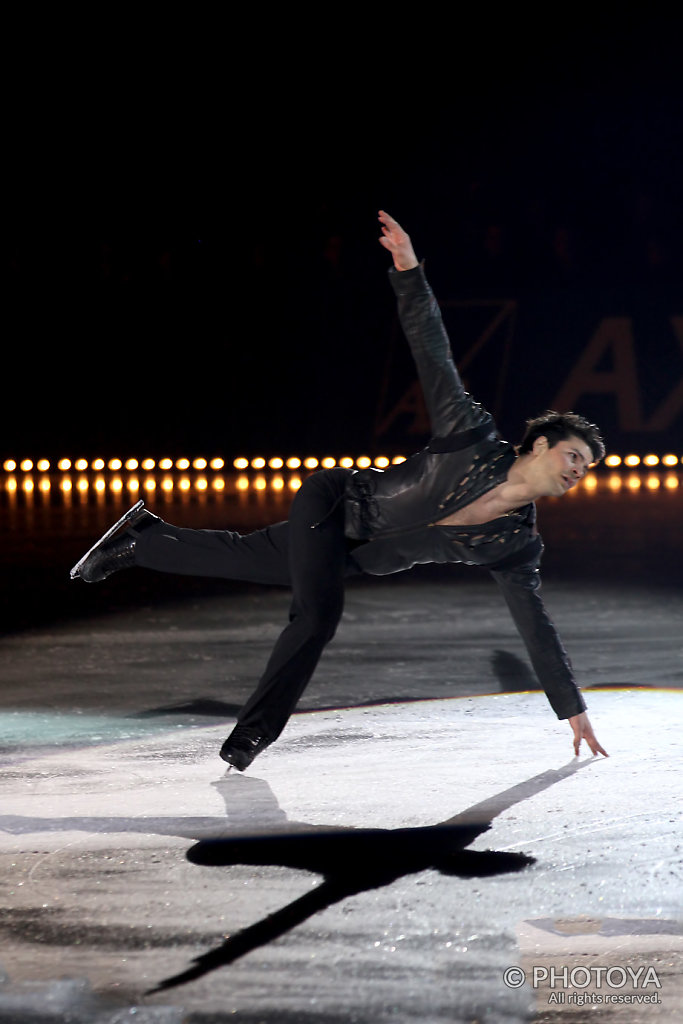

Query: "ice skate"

xmin=70 ymin=500 xmax=159 ymax=582
xmin=220 ymin=725 xmax=270 ymax=771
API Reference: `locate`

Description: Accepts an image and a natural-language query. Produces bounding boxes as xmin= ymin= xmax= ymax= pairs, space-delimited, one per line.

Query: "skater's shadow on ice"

xmin=151 ymin=758 xmax=594 ymax=993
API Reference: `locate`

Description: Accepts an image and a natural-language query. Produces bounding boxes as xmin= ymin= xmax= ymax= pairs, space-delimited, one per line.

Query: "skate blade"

xmin=69 ymin=499 xmax=145 ymax=580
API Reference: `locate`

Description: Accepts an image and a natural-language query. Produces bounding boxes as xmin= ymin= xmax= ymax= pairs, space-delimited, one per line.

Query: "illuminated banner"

xmin=373 ymin=292 xmax=683 ymax=453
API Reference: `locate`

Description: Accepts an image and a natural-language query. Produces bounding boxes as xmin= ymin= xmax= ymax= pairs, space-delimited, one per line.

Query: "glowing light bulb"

xmin=37 ymin=459 xmax=50 ymax=472
xmin=254 ymin=476 xmax=266 ymax=490
xmin=3 ymin=460 xmax=16 ymax=472
xmin=75 ymin=459 xmax=88 ymax=471
xmin=193 ymin=458 xmax=207 ymax=470
xmin=268 ymin=457 xmax=284 ymax=469
xmin=339 ymin=457 xmax=354 ymax=468
xmin=159 ymin=459 xmax=173 ymax=471
xmin=20 ymin=459 xmax=33 ymax=472
xmin=125 ymin=458 xmax=139 ymax=471
xmin=643 ymin=454 xmax=659 ymax=466
xmin=624 ymin=455 xmax=640 ymax=467
xmin=107 ymin=459 xmax=121 ymax=471
xmin=304 ymin=457 xmax=319 ymax=470
xmin=289 ymin=476 xmax=302 ymax=490
xmin=251 ymin=457 xmax=266 ymax=470
xmin=236 ymin=476 xmax=249 ymax=490
xmin=604 ymin=454 xmax=622 ymax=467
xmin=374 ymin=456 xmax=390 ymax=468
xmin=356 ymin=456 xmax=371 ymax=469
xmin=176 ymin=458 xmax=190 ymax=471
xmin=233 ymin=458 xmax=249 ymax=470
xmin=210 ymin=458 xmax=225 ymax=470
xmin=58 ymin=459 xmax=71 ymax=471
xmin=321 ymin=457 xmax=336 ymax=469
xmin=286 ymin=457 xmax=301 ymax=469
xmin=142 ymin=459 xmax=156 ymax=471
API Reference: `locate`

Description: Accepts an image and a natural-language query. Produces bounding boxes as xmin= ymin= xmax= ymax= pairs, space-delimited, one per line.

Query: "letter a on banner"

xmin=644 ymin=316 xmax=683 ymax=431
xmin=551 ymin=317 xmax=644 ymax=430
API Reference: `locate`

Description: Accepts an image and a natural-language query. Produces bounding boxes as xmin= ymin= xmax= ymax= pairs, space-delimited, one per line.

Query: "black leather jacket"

xmin=344 ymin=263 xmax=586 ymax=720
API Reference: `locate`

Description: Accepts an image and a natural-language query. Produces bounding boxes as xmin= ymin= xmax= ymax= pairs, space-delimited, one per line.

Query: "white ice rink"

xmin=1 ymin=687 xmax=681 ymax=1023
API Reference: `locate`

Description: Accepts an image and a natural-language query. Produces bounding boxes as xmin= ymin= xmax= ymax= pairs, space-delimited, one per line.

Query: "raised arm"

xmin=379 ymin=211 xmax=492 ymax=439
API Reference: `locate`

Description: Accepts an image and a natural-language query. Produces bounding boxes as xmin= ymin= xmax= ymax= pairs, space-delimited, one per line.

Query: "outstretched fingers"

xmin=377 ymin=210 xmax=418 ymax=271
xmin=378 ymin=209 xmax=403 ymax=242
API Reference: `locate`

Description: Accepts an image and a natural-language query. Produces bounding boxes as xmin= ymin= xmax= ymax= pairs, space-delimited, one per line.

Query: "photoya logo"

xmin=503 ymin=963 xmax=662 ymax=990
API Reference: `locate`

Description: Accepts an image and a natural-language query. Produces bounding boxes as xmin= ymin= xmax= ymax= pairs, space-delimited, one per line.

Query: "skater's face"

xmin=530 ymin=434 xmax=592 ymax=497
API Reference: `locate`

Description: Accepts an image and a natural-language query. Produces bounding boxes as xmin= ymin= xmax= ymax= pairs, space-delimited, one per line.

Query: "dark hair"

xmin=519 ymin=410 xmax=606 ymax=463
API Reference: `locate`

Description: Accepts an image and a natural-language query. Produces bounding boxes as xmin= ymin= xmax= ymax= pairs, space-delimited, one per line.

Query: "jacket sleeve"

xmin=489 ymin=560 xmax=587 ymax=720
xmin=388 ymin=263 xmax=492 ymax=439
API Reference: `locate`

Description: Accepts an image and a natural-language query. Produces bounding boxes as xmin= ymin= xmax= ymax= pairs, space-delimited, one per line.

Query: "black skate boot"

xmin=220 ymin=725 xmax=270 ymax=772
xmin=70 ymin=500 xmax=160 ymax=582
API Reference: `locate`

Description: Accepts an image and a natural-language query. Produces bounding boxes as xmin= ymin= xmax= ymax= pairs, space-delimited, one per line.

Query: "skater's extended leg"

xmin=72 ymin=503 xmax=292 ymax=587
xmin=221 ymin=468 xmax=352 ymax=769
xmin=135 ymin=520 xmax=292 ymax=585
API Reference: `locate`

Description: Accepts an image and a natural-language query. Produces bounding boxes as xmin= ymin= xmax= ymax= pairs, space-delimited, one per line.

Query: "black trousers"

xmin=135 ymin=468 xmax=361 ymax=741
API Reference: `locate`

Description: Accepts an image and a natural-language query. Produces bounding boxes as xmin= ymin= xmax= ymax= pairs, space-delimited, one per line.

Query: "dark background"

xmin=5 ymin=13 xmax=683 ymax=461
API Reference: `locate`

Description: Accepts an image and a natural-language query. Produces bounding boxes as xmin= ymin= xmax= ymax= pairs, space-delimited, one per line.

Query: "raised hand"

xmin=378 ymin=210 xmax=419 ymax=272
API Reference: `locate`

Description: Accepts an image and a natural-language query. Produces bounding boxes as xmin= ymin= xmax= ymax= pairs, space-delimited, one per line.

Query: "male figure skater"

xmin=72 ymin=211 xmax=608 ymax=770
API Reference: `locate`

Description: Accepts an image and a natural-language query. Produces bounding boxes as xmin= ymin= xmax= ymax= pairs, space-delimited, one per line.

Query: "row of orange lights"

xmin=2 ymin=453 xmax=682 ymax=474
xmin=3 ymin=457 xmax=224 ymax=473
xmin=3 ymin=475 xmax=304 ymax=495
xmin=2 ymin=455 xmax=408 ymax=474
xmin=604 ymin=454 xmax=681 ymax=468
xmin=4 ymin=472 xmax=680 ymax=498
xmin=587 ymin=473 xmax=679 ymax=491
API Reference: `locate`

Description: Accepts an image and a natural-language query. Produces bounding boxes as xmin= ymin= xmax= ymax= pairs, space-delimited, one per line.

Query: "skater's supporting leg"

xmin=223 ymin=469 xmax=352 ymax=761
